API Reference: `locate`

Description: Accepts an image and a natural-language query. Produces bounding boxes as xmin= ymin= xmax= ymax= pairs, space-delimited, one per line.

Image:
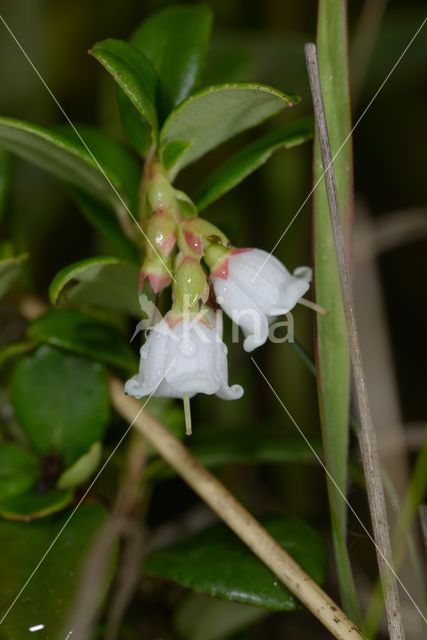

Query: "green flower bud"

xmin=173 ymin=256 xmax=209 ymax=311
xmin=145 ymin=210 xmax=176 ymax=258
xmin=147 ymin=173 xmax=177 ymax=213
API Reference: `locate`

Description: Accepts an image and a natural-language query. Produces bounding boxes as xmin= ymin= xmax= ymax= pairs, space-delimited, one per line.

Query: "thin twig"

xmin=305 ymin=42 xmax=405 ymax=640
xmin=110 ymin=377 xmax=364 ymax=640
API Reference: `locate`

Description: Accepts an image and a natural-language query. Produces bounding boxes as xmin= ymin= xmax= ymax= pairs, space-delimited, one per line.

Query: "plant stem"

xmin=305 ymin=42 xmax=405 ymax=640
xmin=109 ymin=376 xmax=364 ymax=640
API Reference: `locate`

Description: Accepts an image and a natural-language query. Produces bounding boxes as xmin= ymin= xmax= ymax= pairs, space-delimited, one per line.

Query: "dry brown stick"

xmin=110 ymin=377 xmax=364 ymax=640
xmin=305 ymin=42 xmax=405 ymax=640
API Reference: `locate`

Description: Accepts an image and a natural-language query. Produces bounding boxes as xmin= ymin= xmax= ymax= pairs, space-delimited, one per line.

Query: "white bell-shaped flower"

xmin=211 ymin=248 xmax=312 ymax=352
xmin=125 ymin=310 xmax=243 ymax=400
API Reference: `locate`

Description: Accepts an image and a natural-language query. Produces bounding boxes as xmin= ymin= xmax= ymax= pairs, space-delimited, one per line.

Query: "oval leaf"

xmin=144 ymin=516 xmax=325 ymax=611
xmin=0 ymin=117 xmax=128 ymax=210
xmin=28 ymin=308 xmax=137 ymax=373
xmin=49 ymin=256 xmax=141 ymax=317
xmin=11 ymin=345 xmax=110 ymax=466
xmin=195 ymin=117 xmax=313 ymax=210
xmin=0 ymin=443 xmax=39 ymax=502
xmin=58 ymin=441 xmax=102 ymax=490
xmin=131 ymin=4 xmax=213 ymax=114
xmin=0 ymin=504 xmax=111 ymax=638
xmin=0 ymin=488 xmax=73 ymax=521
xmin=90 ymin=39 xmax=158 ymax=136
xmin=116 ymin=86 xmax=152 ymax=157
xmin=160 ymin=83 xmax=299 ymax=178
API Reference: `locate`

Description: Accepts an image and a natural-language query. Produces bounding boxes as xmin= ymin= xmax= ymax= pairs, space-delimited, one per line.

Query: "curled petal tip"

xmin=230 ymin=384 xmax=244 ymax=399
xmin=243 ymin=334 xmax=266 ymax=353
xmin=293 ymin=266 xmax=312 ymax=282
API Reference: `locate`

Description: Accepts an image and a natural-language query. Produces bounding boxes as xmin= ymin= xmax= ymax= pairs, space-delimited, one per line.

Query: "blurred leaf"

xmin=28 ymin=308 xmax=137 ymax=374
xmin=57 ymin=125 xmax=140 ymax=214
xmin=189 ymin=428 xmax=317 ymax=469
xmin=313 ymin=0 xmax=361 ymax=623
xmin=49 ymin=256 xmax=141 ymax=317
xmin=69 ymin=188 xmax=139 ymax=262
xmin=0 ymin=252 xmax=28 ymax=298
xmin=0 ymin=341 xmax=35 ymax=369
xmin=58 ymin=441 xmax=102 ymax=490
xmin=147 ymin=428 xmax=318 ymax=480
xmin=131 ymin=4 xmax=213 ymax=115
xmin=354 ymin=7 xmax=427 ymax=98
xmin=206 ymin=32 xmax=308 ymax=97
xmin=146 ymin=399 xmax=185 ymax=445
xmin=11 ymin=345 xmax=110 ymax=466
xmin=0 ymin=443 xmax=39 ymax=502
xmin=0 ymin=504 xmax=110 ymax=638
xmin=90 ymin=39 xmax=158 ymax=137
xmin=195 ymin=117 xmax=313 ymax=210
xmin=144 ymin=516 xmax=325 ymax=610
xmin=0 ymin=147 xmax=9 ymax=219
xmin=0 ymin=117 xmax=128 ymax=210
xmin=175 ymin=594 xmax=267 ymax=640
xmin=160 ymin=83 xmax=299 ymax=178
xmin=116 ymin=86 xmax=152 ymax=157
xmin=0 ymin=488 xmax=73 ymax=521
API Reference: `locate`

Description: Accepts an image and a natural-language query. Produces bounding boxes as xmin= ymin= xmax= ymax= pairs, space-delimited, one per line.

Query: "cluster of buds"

xmin=125 ymin=165 xmax=312 ymax=434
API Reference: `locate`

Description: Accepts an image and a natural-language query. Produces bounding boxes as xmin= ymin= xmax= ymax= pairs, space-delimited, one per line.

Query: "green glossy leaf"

xmin=28 ymin=308 xmax=137 ymax=373
xmin=0 ymin=252 xmax=28 ymax=298
xmin=90 ymin=39 xmax=158 ymax=136
xmin=0 ymin=117 xmax=127 ymax=210
xmin=11 ymin=345 xmax=110 ymax=466
xmin=313 ymin=0 xmax=361 ymax=622
xmin=116 ymin=86 xmax=152 ymax=156
xmin=69 ymin=188 xmax=139 ymax=262
xmin=160 ymin=83 xmax=299 ymax=178
xmin=0 ymin=488 xmax=73 ymax=521
xmin=131 ymin=4 xmax=213 ymax=114
xmin=161 ymin=139 xmax=192 ymax=173
xmin=144 ymin=516 xmax=325 ymax=610
xmin=49 ymin=256 xmax=141 ymax=317
xmin=195 ymin=116 xmax=313 ymax=210
xmin=175 ymin=594 xmax=267 ymax=640
xmin=58 ymin=441 xmax=102 ymax=490
xmin=0 ymin=443 xmax=39 ymax=501
xmin=57 ymin=124 xmax=140 ymax=214
xmin=0 ymin=504 xmax=110 ymax=638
